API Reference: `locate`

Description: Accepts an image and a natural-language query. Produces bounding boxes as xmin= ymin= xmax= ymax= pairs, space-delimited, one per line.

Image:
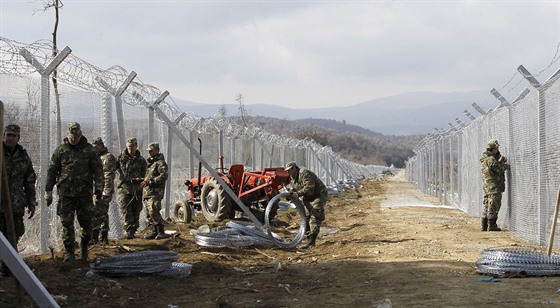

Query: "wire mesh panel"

xmin=539 ymin=76 xmax=560 ymax=246
xmin=458 ymin=116 xmax=486 ymax=215
xmin=407 ymin=67 xmax=560 ymax=247
xmin=509 ymin=91 xmax=539 ymax=242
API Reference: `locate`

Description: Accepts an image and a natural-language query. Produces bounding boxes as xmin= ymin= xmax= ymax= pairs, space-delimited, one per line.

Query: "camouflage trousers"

xmin=118 ymin=192 xmax=143 ymax=232
xmin=144 ymin=197 xmax=164 ymax=226
xmin=302 ymin=191 xmax=327 ymax=237
xmin=482 ymin=192 xmax=503 ymax=220
xmin=0 ymin=213 xmax=25 ymax=242
xmin=91 ymin=198 xmax=110 ymax=232
xmin=58 ymin=195 xmax=93 ymax=249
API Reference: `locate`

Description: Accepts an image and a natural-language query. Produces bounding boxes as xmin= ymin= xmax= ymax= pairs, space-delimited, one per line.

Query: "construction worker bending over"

xmin=285 ymin=161 xmax=327 ymax=249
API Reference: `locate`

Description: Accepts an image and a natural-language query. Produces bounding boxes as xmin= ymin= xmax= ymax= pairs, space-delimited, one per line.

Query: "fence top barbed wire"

xmin=1 ymin=36 xmax=383 ymax=179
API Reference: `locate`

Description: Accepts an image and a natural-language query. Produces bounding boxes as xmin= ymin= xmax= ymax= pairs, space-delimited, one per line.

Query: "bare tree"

xmin=236 ymin=93 xmax=249 ymax=126
xmin=39 ymin=0 xmax=64 ymax=142
xmin=4 ymin=102 xmax=21 ymax=126
xmin=3 ymin=79 xmax=42 ymax=162
xmin=23 ymin=79 xmax=41 ymax=162
xmin=218 ymin=104 xmax=228 ymax=118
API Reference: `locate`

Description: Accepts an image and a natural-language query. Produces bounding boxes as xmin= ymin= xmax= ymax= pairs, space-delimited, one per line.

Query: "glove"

xmin=95 ymin=190 xmax=103 ymax=201
xmin=44 ymin=191 xmax=53 ymax=207
xmin=498 ymin=155 xmax=507 ymax=163
xmin=102 ymin=194 xmax=112 ymax=203
xmin=28 ymin=205 xmax=36 ymax=219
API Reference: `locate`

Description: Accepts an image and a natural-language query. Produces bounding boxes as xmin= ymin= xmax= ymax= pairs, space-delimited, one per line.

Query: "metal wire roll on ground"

xmin=194 ymin=222 xmax=277 ymax=247
xmin=476 ymin=246 xmax=560 ymax=277
xmin=88 ymin=250 xmax=191 ymax=278
xmin=193 ymin=193 xmax=307 ymax=249
xmin=265 ymin=192 xmax=308 ymax=249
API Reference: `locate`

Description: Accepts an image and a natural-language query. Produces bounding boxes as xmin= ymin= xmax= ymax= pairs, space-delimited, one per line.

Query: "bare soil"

xmin=2 ymin=170 xmax=560 ymax=307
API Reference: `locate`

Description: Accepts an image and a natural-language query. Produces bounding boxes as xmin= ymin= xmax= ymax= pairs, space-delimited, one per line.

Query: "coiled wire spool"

xmin=89 ymin=250 xmax=185 ymax=277
xmin=158 ymin=262 xmax=193 ymax=278
xmin=476 ymin=247 xmax=560 ymax=276
xmin=193 ymin=194 xmax=307 ymax=249
xmin=194 ymin=221 xmax=277 ymax=247
xmin=264 ymin=192 xmax=307 ymax=249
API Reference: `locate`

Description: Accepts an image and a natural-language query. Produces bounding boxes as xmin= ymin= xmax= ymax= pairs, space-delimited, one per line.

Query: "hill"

xmin=232 ymin=115 xmax=423 ymax=167
xmin=174 ymin=90 xmax=487 ymax=135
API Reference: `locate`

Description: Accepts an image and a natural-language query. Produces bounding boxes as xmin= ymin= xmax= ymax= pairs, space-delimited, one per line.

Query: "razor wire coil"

xmin=476 ymin=247 xmax=560 ymax=276
xmin=88 ymin=250 xmax=192 ymax=278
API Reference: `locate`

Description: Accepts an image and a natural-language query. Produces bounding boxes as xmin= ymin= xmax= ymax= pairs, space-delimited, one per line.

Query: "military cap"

xmin=147 ymin=142 xmax=160 ymax=151
xmin=91 ymin=137 xmax=104 ymax=146
xmin=126 ymin=137 xmax=137 ymax=146
xmin=487 ymin=139 xmax=500 ymax=149
xmin=67 ymin=122 xmax=82 ymax=137
xmin=4 ymin=124 xmax=20 ymax=136
xmin=284 ymin=161 xmax=298 ymax=171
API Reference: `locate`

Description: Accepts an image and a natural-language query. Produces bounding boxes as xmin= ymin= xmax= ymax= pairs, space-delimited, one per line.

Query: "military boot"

xmin=481 ymin=217 xmax=488 ymax=231
xmin=63 ymin=244 xmax=75 ymax=262
xmin=80 ymin=240 xmax=88 ymax=261
xmin=488 ymin=218 xmax=502 ymax=231
xmin=100 ymin=230 xmax=109 ymax=245
xmin=90 ymin=229 xmax=99 ymax=245
xmin=155 ymin=224 xmax=169 ymax=240
xmin=144 ymin=225 xmax=158 ymax=240
xmin=301 ymin=233 xmax=317 ymax=249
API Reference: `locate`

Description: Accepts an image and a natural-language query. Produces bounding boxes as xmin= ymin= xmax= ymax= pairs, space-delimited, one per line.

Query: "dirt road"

xmin=2 ymin=170 xmax=560 ymax=307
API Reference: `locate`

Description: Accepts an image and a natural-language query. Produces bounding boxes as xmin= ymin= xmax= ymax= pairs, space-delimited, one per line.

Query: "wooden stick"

xmin=547 ymin=185 xmax=560 ymax=255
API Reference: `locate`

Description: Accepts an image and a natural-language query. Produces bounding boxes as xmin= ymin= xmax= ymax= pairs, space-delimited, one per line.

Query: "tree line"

xmin=232 ymin=115 xmax=424 ymax=168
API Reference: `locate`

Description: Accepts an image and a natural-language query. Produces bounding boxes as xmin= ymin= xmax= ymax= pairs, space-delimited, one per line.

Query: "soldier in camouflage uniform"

xmin=480 ymin=139 xmax=510 ymax=231
xmin=115 ymin=137 xmax=147 ymax=239
xmin=141 ymin=142 xmax=169 ymax=240
xmin=0 ymin=124 xmax=37 ymax=277
xmin=45 ymin=123 xmax=104 ymax=262
xmin=90 ymin=137 xmax=116 ymax=244
xmin=285 ymin=161 xmax=328 ymax=249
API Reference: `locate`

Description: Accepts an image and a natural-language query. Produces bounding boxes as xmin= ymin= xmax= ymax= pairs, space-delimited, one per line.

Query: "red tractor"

xmin=174 ymin=154 xmax=290 ymax=224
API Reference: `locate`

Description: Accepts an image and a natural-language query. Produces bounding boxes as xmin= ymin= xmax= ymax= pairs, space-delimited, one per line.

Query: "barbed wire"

xmin=0 ymin=35 xmax=384 ymax=174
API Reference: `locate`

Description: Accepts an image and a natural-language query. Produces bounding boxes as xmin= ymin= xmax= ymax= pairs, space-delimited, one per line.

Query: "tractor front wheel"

xmin=200 ymin=177 xmax=232 ymax=221
xmin=173 ymin=200 xmax=193 ymax=223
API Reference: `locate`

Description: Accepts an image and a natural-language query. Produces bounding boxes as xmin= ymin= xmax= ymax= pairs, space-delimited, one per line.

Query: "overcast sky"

xmin=1 ymin=0 xmax=560 ymax=109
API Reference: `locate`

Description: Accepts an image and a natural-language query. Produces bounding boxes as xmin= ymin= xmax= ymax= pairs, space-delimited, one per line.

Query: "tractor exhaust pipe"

xmin=197 ymin=138 xmax=202 ymax=193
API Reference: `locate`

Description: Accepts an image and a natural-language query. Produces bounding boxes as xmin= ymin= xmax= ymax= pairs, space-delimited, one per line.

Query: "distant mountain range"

xmin=172 ymin=90 xmax=489 ymax=135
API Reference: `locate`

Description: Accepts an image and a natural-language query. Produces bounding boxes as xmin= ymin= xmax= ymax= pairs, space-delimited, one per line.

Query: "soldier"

xmin=285 ymin=161 xmax=328 ymax=249
xmin=141 ymin=142 xmax=169 ymax=240
xmin=90 ymin=137 xmax=116 ymax=244
xmin=45 ymin=122 xmax=103 ymax=262
xmin=480 ymin=139 xmax=510 ymax=231
xmin=0 ymin=124 xmax=37 ymax=277
xmin=115 ymin=137 xmax=147 ymax=239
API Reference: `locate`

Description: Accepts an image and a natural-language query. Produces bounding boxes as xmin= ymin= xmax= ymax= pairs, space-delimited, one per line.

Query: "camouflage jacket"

xmin=115 ymin=148 xmax=147 ymax=195
xmin=97 ymin=147 xmax=116 ymax=197
xmin=480 ymin=151 xmax=507 ymax=194
xmin=143 ymin=153 xmax=168 ymax=199
xmin=45 ymin=136 xmax=104 ymax=197
xmin=291 ymin=168 xmax=327 ymax=200
xmin=1 ymin=143 xmax=37 ymax=215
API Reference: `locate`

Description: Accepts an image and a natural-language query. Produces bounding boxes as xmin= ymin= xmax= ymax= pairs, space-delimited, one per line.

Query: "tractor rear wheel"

xmin=173 ymin=200 xmax=193 ymax=223
xmin=200 ymin=177 xmax=232 ymax=221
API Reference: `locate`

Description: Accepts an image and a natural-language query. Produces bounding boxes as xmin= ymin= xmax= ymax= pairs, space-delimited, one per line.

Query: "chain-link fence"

xmin=0 ymin=37 xmax=386 ymax=256
xmin=406 ymin=64 xmax=560 ymax=247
